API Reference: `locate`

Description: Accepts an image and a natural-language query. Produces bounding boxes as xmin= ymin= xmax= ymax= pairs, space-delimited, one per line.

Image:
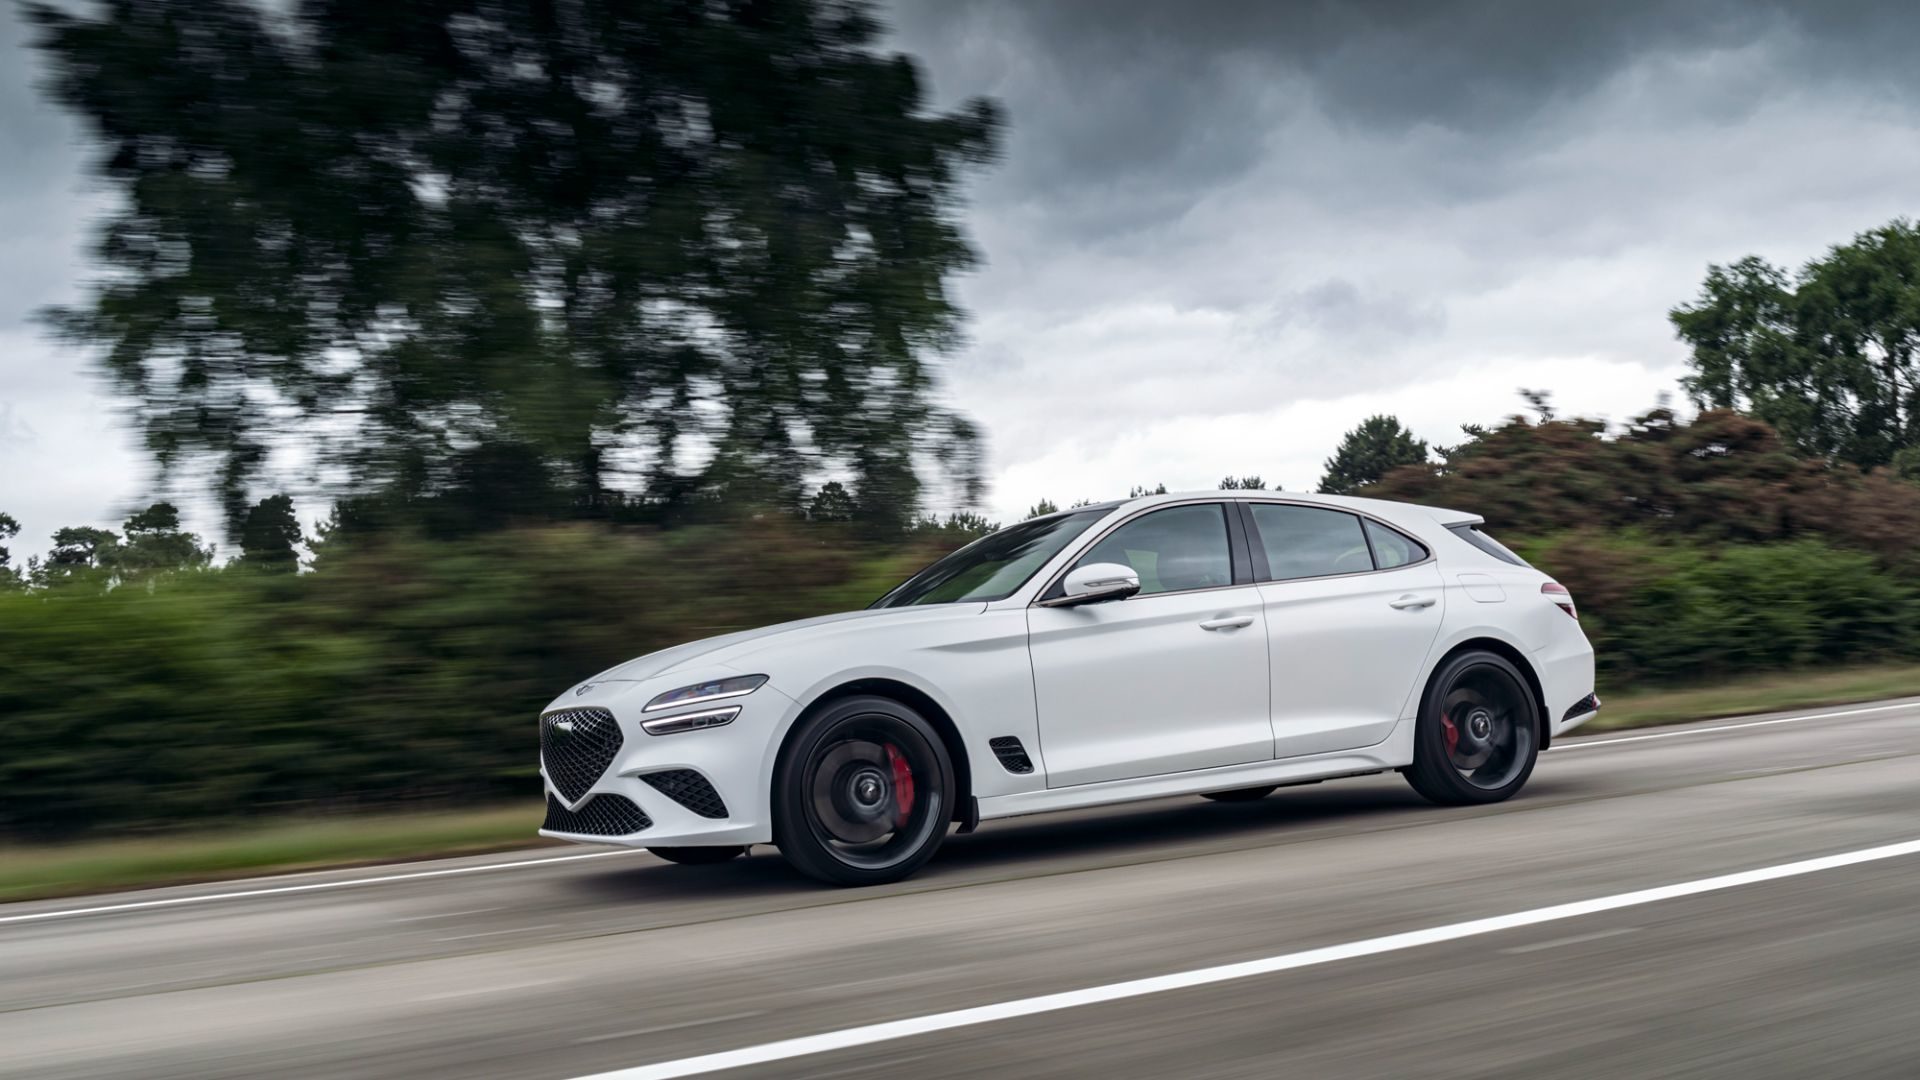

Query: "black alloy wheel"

xmin=773 ymin=695 xmax=956 ymax=886
xmin=1404 ymin=650 xmax=1540 ymax=805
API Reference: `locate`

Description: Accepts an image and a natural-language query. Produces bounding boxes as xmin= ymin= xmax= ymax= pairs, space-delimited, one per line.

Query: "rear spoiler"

xmin=1423 ymin=506 xmax=1484 ymax=528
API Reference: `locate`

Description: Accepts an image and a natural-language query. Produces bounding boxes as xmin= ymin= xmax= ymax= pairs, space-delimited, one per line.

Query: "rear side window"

xmin=1447 ymin=523 xmax=1530 ymax=567
xmin=1248 ymin=504 xmax=1373 ymax=581
xmin=1364 ymin=519 xmax=1428 ymax=569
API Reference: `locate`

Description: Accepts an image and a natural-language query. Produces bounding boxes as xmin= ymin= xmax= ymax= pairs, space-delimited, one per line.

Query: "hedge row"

xmin=6 ymin=517 xmax=1918 ymax=839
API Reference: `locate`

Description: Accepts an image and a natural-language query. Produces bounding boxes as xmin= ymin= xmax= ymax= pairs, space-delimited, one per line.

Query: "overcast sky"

xmin=5 ymin=1 xmax=1920 ymax=554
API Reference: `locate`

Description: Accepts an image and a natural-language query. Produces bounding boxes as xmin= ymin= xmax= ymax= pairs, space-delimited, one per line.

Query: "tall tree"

xmin=1673 ymin=219 xmax=1920 ymax=469
xmin=29 ymin=0 xmax=1002 ymax=536
xmin=237 ymin=495 xmax=303 ymax=572
xmin=1318 ymin=415 xmax=1430 ymax=494
xmin=1218 ymin=475 xmax=1267 ymax=490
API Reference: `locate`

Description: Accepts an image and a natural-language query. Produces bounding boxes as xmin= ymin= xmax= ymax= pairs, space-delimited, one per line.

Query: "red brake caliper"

xmin=1441 ymin=711 xmax=1460 ymax=754
xmin=885 ymin=744 xmax=915 ymax=822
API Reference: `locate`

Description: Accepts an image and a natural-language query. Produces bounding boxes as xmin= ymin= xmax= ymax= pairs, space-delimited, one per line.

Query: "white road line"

xmin=568 ymin=837 xmax=1920 ymax=1080
xmin=1551 ymin=700 xmax=1919 ymax=752
xmin=0 ymin=850 xmax=641 ymax=926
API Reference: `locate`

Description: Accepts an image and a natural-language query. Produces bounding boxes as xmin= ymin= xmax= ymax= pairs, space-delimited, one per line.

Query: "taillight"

xmin=1542 ymin=582 xmax=1577 ymax=620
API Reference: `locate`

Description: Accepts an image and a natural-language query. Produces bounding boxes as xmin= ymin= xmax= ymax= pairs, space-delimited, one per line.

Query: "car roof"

xmin=1109 ymin=490 xmax=1483 ymax=529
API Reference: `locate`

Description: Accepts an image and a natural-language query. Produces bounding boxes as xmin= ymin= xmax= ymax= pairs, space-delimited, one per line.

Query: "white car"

xmin=538 ymin=492 xmax=1598 ymax=885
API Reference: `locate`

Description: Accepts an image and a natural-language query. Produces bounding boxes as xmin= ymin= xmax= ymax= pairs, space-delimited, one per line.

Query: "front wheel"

xmin=773 ymin=695 xmax=956 ymax=886
xmin=1404 ymin=650 xmax=1540 ymax=806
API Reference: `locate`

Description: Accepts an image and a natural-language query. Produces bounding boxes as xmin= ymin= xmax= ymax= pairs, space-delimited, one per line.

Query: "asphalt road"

xmin=4 ymin=700 xmax=1919 ymax=1079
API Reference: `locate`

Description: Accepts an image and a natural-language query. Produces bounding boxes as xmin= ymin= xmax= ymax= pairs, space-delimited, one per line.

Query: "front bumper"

xmin=537 ymin=678 xmax=791 ymax=848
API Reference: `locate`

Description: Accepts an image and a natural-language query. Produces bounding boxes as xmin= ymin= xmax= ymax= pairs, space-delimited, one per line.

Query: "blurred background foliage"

xmin=11 ymin=0 xmax=1920 ymax=841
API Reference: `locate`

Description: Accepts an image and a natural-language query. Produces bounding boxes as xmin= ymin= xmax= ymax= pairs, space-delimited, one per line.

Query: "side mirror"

xmin=1042 ymin=562 xmax=1141 ymax=607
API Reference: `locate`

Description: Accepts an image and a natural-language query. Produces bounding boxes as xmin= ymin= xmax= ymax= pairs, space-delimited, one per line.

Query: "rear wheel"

xmin=1200 ymin=786 xmax=1277 ymax=803
xmin=773 ymin=695 xmax=955 ymax=886
xmin=1404 ymin=650 xmax=1539 ymax=805
xmin=647 ymin=846 xmax=746 ymax=865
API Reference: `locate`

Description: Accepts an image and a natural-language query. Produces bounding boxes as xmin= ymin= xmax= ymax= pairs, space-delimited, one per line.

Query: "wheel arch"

xmin=774 ymin=677 xmax=976 ymax=824
xmin=1423 ymin=636 xmax=1553 ymax=751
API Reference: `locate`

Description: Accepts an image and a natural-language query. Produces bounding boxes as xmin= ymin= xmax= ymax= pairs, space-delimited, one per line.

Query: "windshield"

xmin=874 ymin=510 xmax=1109 ymax=607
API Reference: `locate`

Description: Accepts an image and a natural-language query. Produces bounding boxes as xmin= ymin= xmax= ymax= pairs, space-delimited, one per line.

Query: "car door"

xmin=1241 ymin=503 xmax=1445 ymax=759
xmin=1026 ymin=502 xmax=1271 ymax=787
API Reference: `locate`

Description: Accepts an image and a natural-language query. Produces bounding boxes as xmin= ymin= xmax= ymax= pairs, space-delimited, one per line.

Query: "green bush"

xmin=1519 ymin=532 xmax=1920 ymax=682
xmin=0 ymin=518 xmax=941 ymax=840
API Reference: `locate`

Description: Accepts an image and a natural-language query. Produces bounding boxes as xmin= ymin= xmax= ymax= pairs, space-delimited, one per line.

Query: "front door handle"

xmin=1199 ymin=616 xmax=1255 ymax=631
xmin=1389 ymin=594 xmax=1436 ymax=610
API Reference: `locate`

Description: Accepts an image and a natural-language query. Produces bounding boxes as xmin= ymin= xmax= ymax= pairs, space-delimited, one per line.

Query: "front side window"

xmin=1249 ymin=504 xmax=1373 ymax=581
xmin=875 ymin=509 xmax=1108 ymax=606
xmin=1072 ymin=503 xmax=1232 ymax=596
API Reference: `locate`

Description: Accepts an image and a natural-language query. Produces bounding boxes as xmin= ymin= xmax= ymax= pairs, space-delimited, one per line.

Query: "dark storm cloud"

xmin=877 ymin=0 xmax=1920 ymax=517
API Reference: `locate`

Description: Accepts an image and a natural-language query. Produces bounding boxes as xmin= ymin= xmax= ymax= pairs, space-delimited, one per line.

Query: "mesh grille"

xmin=989 ymin=736 xmax=1034 ymax=774
xmin=541 ymin=707 xmax=623 ymax=802
xmin=543 ymin=793 xmax=651 ymax=836
xmin=1562 ymin=693 xmax=1601 ymax=721
xmin=639 ymin=769 xmax=729 ymax=819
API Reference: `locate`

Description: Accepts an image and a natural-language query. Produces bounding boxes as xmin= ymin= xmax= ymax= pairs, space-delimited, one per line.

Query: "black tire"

xmin=773 ymin=695 xmax=956 ymax=886
xmin=1200 ymin=786 xmax=1278 ymax=803
xmin=1404 ymin=650 xmax=1540 ymax=805
xmin=648 ymin=846 xmax=747 ymax=865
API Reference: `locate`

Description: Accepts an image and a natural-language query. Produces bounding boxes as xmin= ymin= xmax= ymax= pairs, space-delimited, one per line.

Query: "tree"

xmin=1672 ymin=219 xmax=1920 ymax=469
xmin=30 ymin=0 xmax=1003 ymax=536
xmin=0 ymin=513 xmax=22 ymax=590
xmin=1024 ymin=499 xmax=1059 ymax=519
xmin=1318 ymin=415 xmax=1430 ymax=494
xmin=1128 ymin=483 xmax=1167 ymax=497
xmin=1218 ymin=475 xmax=1267 ymax=490
xmin=31 ymin=526 xmax=119 ymax=589
xmin=118 ymin=502 xmax=214 ymax=583
xmin=238 ymin=495 xmax=303 ymax=572
xmin=28 ymin=503 xmax=213 ymax=590
xmin=806 ymin=482 xmax=857 ymax=524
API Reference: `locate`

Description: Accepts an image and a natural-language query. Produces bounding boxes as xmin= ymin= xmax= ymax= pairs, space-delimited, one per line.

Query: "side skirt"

xmin=974 ymin=740 xmax=1411 ymax=823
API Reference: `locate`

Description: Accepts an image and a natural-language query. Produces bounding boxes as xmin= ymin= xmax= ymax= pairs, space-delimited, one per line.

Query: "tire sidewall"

xmin=1415 ymin=650 xmax=1540 ymax=802
xmin=773 ymin=695 xmax=956 ymax=886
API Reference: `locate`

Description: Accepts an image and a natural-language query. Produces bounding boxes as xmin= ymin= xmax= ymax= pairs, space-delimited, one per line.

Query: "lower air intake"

xmin=639 ymin=769 xmax=729 ymax=819
xmin=543 ymin=794 xmax=652 ymax=836
xmin=1562 ymin=693 xmax=1601 ymax=722
xmin=989 ymin=736 xmax=1034 ymax=774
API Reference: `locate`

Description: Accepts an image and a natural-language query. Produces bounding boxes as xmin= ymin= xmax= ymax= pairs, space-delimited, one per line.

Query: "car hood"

xmin=591 ymin=604 xmax=987 ymax=683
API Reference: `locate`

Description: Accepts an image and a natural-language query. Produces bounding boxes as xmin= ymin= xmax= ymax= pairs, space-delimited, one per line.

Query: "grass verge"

xmin=1590 ymin=661 xmax=1920 ymax=732
xmin=8 ymin=662 xmax=1920 ymax=905
xmin=0 ymin=804 xmax=546 ymax=904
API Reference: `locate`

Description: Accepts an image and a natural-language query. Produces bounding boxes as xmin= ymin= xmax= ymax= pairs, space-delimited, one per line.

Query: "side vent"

xmin=989 ymin=736 xmax=1034 ymax=774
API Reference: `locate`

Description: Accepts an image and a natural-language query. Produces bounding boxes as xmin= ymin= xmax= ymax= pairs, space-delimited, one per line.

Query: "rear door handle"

xmin=1200 ymin=616 xmax=1255 ymax=631
xmin=1389 ymin=594 xmax=1436 ymax=610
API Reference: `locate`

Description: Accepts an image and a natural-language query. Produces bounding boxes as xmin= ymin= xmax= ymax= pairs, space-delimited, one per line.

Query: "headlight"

xmin=643 ymin=674 xmax=768 ymax=712
xmin=641 ymin=705 xmax=741 ymax=736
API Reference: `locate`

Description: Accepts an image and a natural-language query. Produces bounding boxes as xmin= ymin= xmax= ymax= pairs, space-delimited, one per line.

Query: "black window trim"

xmin=1445 ymin=521 xmax=1529 ymax=567
xmin=1033 ymin=498 xmax=1252 ymax=605
xmin=1239 ymin=498 xmax=1436 ymax=585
